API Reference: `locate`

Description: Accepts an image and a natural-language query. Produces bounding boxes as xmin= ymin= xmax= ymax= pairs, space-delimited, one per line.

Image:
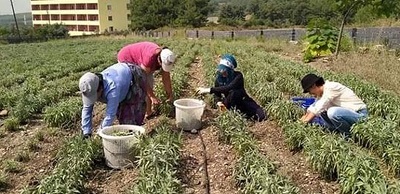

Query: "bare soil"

xmin=248 ymin=121 xmax=340 ymax=194
xmin=179 ymin=57 xmax=239 ymax=194
xmin=0 ymin=118 xmax=73 ymax=193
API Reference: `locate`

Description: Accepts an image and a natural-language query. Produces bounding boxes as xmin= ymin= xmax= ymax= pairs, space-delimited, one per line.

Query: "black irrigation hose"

xmin=198 ymin=130 xmax=210 ymax=194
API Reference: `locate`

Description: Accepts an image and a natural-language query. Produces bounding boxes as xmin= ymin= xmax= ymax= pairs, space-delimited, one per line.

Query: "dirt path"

xmin=179 ymin=58 xmax=239 ymax=194
xmin=248 ymin=120 xmax=340 ymax=194
xmin=0 ymin=116 xmax=73 ymax=193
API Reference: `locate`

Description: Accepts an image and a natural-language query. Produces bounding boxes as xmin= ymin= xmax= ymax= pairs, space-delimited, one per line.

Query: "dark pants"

xmin=223 ymin=89 xmax=267 ymax=122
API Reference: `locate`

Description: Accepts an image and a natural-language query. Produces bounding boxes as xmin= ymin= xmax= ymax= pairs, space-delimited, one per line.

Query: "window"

xmin=59 ymin=4 xmax=75 ymax=10
xmin=109 ymin=26 xmax=114 ymax=32
xmin=126 ymin=3 xmax=130 ymax=9
xmin=127 ymin=14 xmax=130 ymax=20
xmin=89 ymin=25 xmax=99 ymax=32
xmin=76 ymin=4 xmax=86 ymax=10
xmin=107 ymin=5 xmax=112 ymax=10
xmin=88 ymin=15 xmax=98 ymax=21
xmin=50 ymin=4 xmax=59 ymax=10
xmin=77 ymin=14 xmax=87 ymax=21
xmin=61 ymin=14 xmax=75 ymax=20
xmin=33 ymin=15 xmax=41 ymax=20
xmin=78 ymin=25 xmax=88 ymax=31
xmin=87 ymin=3 xmax=98 ymax=10
xmin=108 ymin=16 xmax=112 ymax=21
xmin=66 ymin=25 xmax=77 ymax=31
xmin=32 ymin=5 xmax=40 ymax=10
xmin=42 ymin=15 xmax=50 ymax=21
xmin=51 ymin=14 xmax=60 ymax=20
xmin=40 ymin=5 xmax=49 ymax=10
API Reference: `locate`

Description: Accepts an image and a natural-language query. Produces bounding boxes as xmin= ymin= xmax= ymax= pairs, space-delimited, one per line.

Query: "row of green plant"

xmin=0 ymin=38 xmax=142 ymax=130
xmin=23 ymin=136 xmax=102 ymax=193
xmin=197 ymin=44 xmax=299 ymax=193
xmin=130 ymin=39 xmax=195 ymax=193
xmin=237 ymin=47 xmax=399 ymax=193
xmin=207 ymin=37 xmax=400 ymax=180
xmin=0 ymin=38 xmax=193 ymax=192
xmin=215 ymin=111 xmax=299 ymax=193
xmin=194 ymin=39 xmax=396 ymax=193
xmin=43 ymin=97 xmax=82 ymax=129
xmin=130 ymin=119 xmax=182 ymax=193
xmin=248 ymin=50 xmax=400 ymax=177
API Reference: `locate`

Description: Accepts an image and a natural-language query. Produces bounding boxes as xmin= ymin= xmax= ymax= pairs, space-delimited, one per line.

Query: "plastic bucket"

xmin=291 ymin=97 xmax=316 ymax=109
xmin=173 ymin=98 xmax=206 ymax=131
xmin=98 ymin=125 xmax=145 ymax=169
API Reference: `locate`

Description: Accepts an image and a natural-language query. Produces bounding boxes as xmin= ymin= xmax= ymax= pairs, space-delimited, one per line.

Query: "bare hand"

xmin=151 ymin=96 xmax=160 ymax=105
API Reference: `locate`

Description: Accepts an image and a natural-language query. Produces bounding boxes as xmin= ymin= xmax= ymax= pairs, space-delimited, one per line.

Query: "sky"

xmin=0 ymin=0 xmax=31 ymax=15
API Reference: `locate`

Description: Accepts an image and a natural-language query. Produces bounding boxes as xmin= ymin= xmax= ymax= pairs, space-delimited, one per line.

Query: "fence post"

xmin=211 ymin=31 xmax=214 ymax=39
xmin=231 ymin=31 xmax=234 ymax=39
xmin=351 ymin=28 xmax=357 ymax=45
xmin=196 ymin=30 xmax=199 ymax=38
xmin=291 ymin=28 xmax=295 ymax=41
xmin=260 ymin=30 xmax=264 ymax=36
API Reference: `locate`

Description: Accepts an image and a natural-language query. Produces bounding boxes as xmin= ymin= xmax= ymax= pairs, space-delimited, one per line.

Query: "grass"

xmin=0 ymin=171 xmax=8 ymax=191
xmin=0 ymin=128 xmax=5 ymax=138
xmin=3 ymin=118 xmax=20 ymax=132
xmin=44 ymin=127 xmax=61 ymax=137
xmin=27 ymin=139 xmax=40 ymax=152
xmin=2 ymin=160 xmax=22 ymax=173
xmin=15 ymin=151 xmax=31 ymax=163
xmin=253 ymin=38 xmax=400 ymax=96
xmin=35 ymin=131 xmax=45 ymax=142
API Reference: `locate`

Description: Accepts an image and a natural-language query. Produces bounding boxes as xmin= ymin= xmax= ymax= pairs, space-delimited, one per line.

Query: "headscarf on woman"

xmin=216 ymin=54 xmax=237 ymax=86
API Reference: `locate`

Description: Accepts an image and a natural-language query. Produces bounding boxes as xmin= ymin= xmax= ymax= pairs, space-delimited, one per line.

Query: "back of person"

xmin=214 ymin=71 xmax=246 ymax=96
xmin=101 ymin=63 xmax=132 ymax=103
xmin=117 ymin=42 xmax=159 ymax=69
xmin=323 ymin=81 xmax=366 ymax=112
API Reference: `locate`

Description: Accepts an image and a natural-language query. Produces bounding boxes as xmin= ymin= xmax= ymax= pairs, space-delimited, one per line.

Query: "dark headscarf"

xmin=216 ymin=54 xmax=237 ymax=86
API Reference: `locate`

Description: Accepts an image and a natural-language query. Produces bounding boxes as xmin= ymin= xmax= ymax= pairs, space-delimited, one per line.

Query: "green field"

xmin=1 ymin=36 xmax=400 ymax=193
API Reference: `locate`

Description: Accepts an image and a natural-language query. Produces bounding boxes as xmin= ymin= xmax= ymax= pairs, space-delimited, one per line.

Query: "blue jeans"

xmin=319 ymin=107 xmax=368 ymax=137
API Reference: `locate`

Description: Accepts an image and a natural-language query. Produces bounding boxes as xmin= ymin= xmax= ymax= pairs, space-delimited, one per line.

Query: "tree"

xmin=130 ymin=0 xmax=180 ymax=30
xmin=334 ymin=0 xmax=400 ymax=57
xmin=218 ymin=4 xmax=246 ymax=26
xmin=175 ymin=0 xmax=212 ymax=27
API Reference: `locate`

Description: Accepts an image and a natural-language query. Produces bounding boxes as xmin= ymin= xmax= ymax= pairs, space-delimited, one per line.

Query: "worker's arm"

xmin=161 ymin=70 xmax=173 ymax=102
xmin=300 ymin=111 xmax=316 ymax=123
xmin=81 ymin=104 xmax=94 ymax=135
xmin=140 ymin=65 xmax=160 ymax=104
xmin=101 ymin=91 xmax=119 ymax=129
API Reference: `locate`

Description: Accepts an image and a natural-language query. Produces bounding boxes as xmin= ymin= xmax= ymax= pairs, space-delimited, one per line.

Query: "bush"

xmin=303 ymin=19 xmax=338 ymax=62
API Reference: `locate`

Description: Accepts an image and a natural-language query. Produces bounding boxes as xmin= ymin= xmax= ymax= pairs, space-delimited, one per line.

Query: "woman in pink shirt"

xmin=117 ymin=41 xmax=176 ymax=118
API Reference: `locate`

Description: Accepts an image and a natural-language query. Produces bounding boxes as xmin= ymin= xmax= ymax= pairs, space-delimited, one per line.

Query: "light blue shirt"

xmin=81 ymin=63 xmax=132 ymax=135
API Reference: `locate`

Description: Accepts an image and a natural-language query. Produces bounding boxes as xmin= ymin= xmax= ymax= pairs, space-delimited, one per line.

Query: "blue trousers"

xmin=319 ymin=107 xmax=368 ymax=137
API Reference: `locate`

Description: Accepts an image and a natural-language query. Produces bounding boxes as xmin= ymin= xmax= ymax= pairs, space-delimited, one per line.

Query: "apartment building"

xmin=31 ymin=0 xmax=131 ymax=36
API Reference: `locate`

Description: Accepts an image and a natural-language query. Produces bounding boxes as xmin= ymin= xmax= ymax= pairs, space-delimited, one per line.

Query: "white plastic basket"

xmin=98 ymin=125 xmax=145 ymax=169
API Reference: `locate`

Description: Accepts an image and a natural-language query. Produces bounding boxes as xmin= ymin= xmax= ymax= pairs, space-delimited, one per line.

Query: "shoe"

xmin=83 ymin=134 xmax=92 ymax=139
